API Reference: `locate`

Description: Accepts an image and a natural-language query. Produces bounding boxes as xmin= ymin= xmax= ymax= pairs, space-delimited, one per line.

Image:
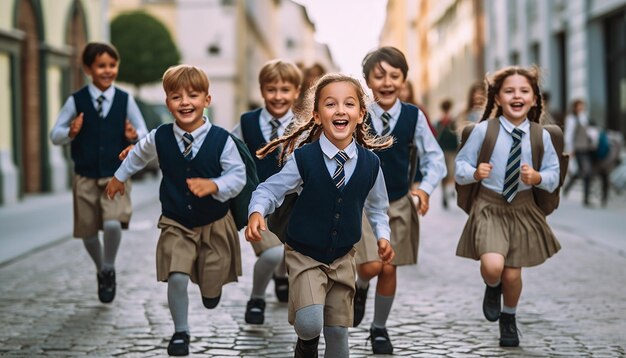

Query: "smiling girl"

xmin=245 ymin=73 xmax=394 ymax=357
xmin=455 ymin=66 xmax=561 ymax=348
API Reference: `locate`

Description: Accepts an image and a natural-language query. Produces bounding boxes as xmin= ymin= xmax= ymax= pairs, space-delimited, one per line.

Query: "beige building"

xmin=0 ymin=0 xmax=106 ymax=205
xmin=379 ymin=0 xmax=485 ymax=120
xmin=109 ymin=0 xmax=337 ymax=130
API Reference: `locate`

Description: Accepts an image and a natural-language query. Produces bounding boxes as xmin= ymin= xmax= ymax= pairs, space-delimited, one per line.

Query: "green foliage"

xmin=110 ymin=11 xmax=180 ymax=90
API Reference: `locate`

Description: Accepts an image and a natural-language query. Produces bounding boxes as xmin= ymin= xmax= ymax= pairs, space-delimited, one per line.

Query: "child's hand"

xmin=473 ymin=163 xmax=493 ymax=181
xmin=377 ymin=239 xmax=394 ymax=264
xmin=119 ymin=144 xmax=135 ymax=160
xmin=410 ymin=188 xmax=430 ymax=216
xmin=187 ymin=178 xmax=218 ymax=198
xmin=521 ymin=164 xmax=541 ymax=185
xmin=245 ymin=212 xmax=266 ymax=242
xmin=69 ymin=113 xmax=84 ymax=138
xmin=124 ymin=120 xmax=138 ymax=142
xmin=105 ymin=177 xmax=125 ymax=199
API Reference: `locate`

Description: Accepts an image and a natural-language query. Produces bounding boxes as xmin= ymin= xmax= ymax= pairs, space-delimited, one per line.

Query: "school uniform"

xmin=355 ymin=100 xmax=446 ymax=266
xmin=455 ymin=116 xmax=561 ymax=267
xmin=232 ymin=108 xmax=298 ymax=255
xmin=114 ymin=118 xmax=245 ymax=297
xmin=50 ymin=84 xmax=148 ymax=238
xmin=248 ymin=134 xmax=391 ymax=327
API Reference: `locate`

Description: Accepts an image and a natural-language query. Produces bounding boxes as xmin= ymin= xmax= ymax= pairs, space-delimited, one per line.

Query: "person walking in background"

xmin=106 ymin=65 xmax=245 ymax=356
xmin=455 ymin=66 xmax=561 ymax=347
xmin=541 ymin=92 xmax=564 ymax=128
xmin=563 ymin=99 xmax=596 ymax=206
xmin=49 ymin=42 xmax=148 ymax=304
xmin=232 ymin=59 xmax=302 ymax=324
xmin=435 ymin=99 xmax=458 ymax=209
xmin=246 ymin=73 xmax=394 ymax=358
xmin=464 ymin=81 xmax=487 ymax=124
xmin=353 ymin=46 xmax=446 ymax=355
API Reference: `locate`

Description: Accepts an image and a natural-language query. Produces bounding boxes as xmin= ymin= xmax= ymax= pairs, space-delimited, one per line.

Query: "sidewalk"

xmin=0 ymin=176 xmax=161 ymax=266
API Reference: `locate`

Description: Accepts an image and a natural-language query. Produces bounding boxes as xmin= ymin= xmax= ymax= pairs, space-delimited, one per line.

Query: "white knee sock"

xmin=168 ymin=273 xmax=190 ymax=333
xmin=102 ymin=220 xmax=121 ymax=271
xmin=82 ymin=235 xmax=102 ymax=271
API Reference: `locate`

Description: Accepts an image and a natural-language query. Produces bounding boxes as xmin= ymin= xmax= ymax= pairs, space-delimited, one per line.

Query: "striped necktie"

xmin=270 ymin=118 xmax=281 ymax=140
xmin=182 ymin=132 xmax=194 ymax=161
xmin=381 ymin=112 xmax=392 ymax=135
xmin=332 ymin=151 xmax=348 ymax=190
xmin=503 ymin=128 xmax=523 ymax=202
xmin=96 ymin=95 xmax=105 ymax=118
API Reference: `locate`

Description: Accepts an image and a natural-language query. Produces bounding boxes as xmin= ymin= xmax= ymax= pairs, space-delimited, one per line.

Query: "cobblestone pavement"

xmin=1 ymin=190 xmax=625 ymax=357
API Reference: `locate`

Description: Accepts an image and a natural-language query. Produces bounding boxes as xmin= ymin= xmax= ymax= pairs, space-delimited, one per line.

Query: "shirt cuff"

xmin=417 ymin=182 xmax=435 ymax=196
xmin=250 ymin=205 xmax=268 ymax=218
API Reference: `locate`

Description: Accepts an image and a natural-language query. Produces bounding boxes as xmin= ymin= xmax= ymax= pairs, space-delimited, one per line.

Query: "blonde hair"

xmin=162 ymin=64 xmax=209 ymax=94
xmin=258 ymin=59 xmax=303 ymax=88
xmin=257 ymin=73 xmax=394 ymax=165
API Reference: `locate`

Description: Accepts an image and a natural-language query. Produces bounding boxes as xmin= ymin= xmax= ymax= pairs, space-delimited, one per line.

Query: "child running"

xmin=106 ymin=64 xmax=245 ymax=356
xmin=455 ymin=66 xmax=561 ymax=347
xmin=246 ymin=73 xmax=394 ymax=358
xmin=353 ymin=46 xmax=446 ymax=355
xmin=232 ymin=59 xmax=302 ymax=324
xmin=50 ymin=42 xmax=147 ymax=304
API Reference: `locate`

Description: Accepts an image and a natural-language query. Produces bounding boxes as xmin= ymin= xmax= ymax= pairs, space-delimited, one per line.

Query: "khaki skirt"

xmin=156 ymin=213 xmax=242 ymax=298
xmin=355 ymin=194 xmax=420 ymax=266
xmin=250 ymin=193 xmax=297 ymax=255
xmin=456 ymin=188 xmax=561 ymax=267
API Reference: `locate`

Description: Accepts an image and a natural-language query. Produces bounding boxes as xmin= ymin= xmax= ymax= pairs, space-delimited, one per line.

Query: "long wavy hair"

xmin=480 ymin=65 xmax=544 ymax=123
xmin=256 ymin=73 xmax=394 ymax=165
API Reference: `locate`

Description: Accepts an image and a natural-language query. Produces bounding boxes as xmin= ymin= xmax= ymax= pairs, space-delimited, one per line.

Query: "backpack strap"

xmin=529 ymin=121 xmax=544 ymax=171
xmin=477 ymin=118 xmax=500 ymax=164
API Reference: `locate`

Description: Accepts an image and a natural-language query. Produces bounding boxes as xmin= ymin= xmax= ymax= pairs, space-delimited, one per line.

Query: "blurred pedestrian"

xmin=464 ymin=81 xmax=486 ymax=123
xmin=49 ymin=42 xmax=148 ymax=304
xmin=106 ymin=65 xmax=245 ymax=356
xmin=245 ymin=74 xmax=394 ymax=358
xmin=455 ymin=66 xmax=561 ymax=348
xmin=541 ymin=91 xmax=564 ymax=128
xmin=232 ymin=59 xmax=303 ymax=324
xmin=353 ymin=46 xmax=446 ymax=355
xmin=563 ymin=99 xmax=595 ymax=206
xmin=435 ymin=98 xmax=457 ymax=209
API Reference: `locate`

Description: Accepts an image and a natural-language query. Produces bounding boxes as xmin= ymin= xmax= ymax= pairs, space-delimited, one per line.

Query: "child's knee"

xmin=357 ymin=261 xmax=383 ymax=278
xmin=294 ymin=304 xmax=324 ymax=340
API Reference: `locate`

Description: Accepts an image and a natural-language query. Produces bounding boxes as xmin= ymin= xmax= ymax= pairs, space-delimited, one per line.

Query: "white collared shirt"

xmin=455 ymin=116 xmax=560 ymax=194
xmin=249 ymin=134 xmax=391 ymax=241
xmin=114 ymin=117 xmax=246 ymax=202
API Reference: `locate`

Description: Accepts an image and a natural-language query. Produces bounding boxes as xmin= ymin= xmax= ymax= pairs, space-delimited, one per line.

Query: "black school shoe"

xmin=353 ymin=284 xmax=369 ymax=327
xmin=369 ymin=326 xmax=394 ymax=355
xmin=202 ymin=293 xmax=221 ymax=309
xmin=499 ymin=313 xmax=520 ymax=347
xmin=482 ymin=283 xmax=502 ymax=322
xmin=294 ymin=336 xmax=319 ymax=358
xmin=245 ymin=298 xmax=266 ymax=324
xmin=97 ymin=269 xmax=116 ymax=304
xmin=167 ymin=331 xmax=190 ymax=356
xmin=273 ymin=275 xmax=289 ymax=303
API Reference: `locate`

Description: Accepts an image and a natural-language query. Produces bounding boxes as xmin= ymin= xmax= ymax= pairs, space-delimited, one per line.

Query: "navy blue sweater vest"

xmin=71 ymin=86 xmax=129 ymax=178
xmin=155 ymin=124 xmax=230 ymax=229
xmin=287 ymin=142 xmax=380 ymax=264
xmin=367 ymin=103 xmax=418 ymax=201
xmin=240 ymin=109 xmax=281 ymax=182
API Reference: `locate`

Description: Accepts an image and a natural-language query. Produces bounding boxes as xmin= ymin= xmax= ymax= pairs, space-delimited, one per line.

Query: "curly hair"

xmin=256 ymin=73 xmax=394 ymax=165
xmin=480 ymin=65 xmax=544 ymax=123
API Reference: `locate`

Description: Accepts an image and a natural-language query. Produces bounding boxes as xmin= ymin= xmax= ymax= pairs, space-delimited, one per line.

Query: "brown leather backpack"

xmin=455 ymin=119 xmax=569 ymax=215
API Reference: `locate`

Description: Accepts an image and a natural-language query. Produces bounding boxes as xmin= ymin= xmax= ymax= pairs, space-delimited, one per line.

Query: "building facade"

xmin=0 ymin=0 xmax=106 ymax=205
xmin=484 ymin=0 xmax=626 ymax=134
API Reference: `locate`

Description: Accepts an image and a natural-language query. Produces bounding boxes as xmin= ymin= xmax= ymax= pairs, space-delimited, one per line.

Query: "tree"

xmin=111 ymin=11 xmax=180 ymax=95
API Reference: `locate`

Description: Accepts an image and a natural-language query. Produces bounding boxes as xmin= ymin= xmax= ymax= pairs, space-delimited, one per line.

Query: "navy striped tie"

xmin=270 ymin=118 xmax=280 ymax=140
xmin=332 ymin=151 xmax=348 ymax=190
xmin=381 ymin=112 xmax=391 ymax=135
xmin=503 ymin=128 xmax=523 ymax=202
xmin=182 ymin=133 xmax=194 ymax=161
xmin=96 ymin=95 xmax=105 ymax=118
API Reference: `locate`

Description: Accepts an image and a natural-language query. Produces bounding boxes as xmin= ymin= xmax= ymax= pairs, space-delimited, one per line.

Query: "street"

xmin=0 ymin=178 xmax=625 ymax=357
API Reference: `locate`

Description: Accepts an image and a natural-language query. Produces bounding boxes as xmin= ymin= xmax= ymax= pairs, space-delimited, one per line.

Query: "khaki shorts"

xmin=73 ymin=174 xmax=132 ymax=238
xmin=156 ymin=213 xmax=242 ymax=298
xmin=285 ymin=244 xmax=356 ymax=327
xmin=250 ymin=229 xmax=283 ymax=256
xmin=355 ymin=194 xmax=420 ymax=266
